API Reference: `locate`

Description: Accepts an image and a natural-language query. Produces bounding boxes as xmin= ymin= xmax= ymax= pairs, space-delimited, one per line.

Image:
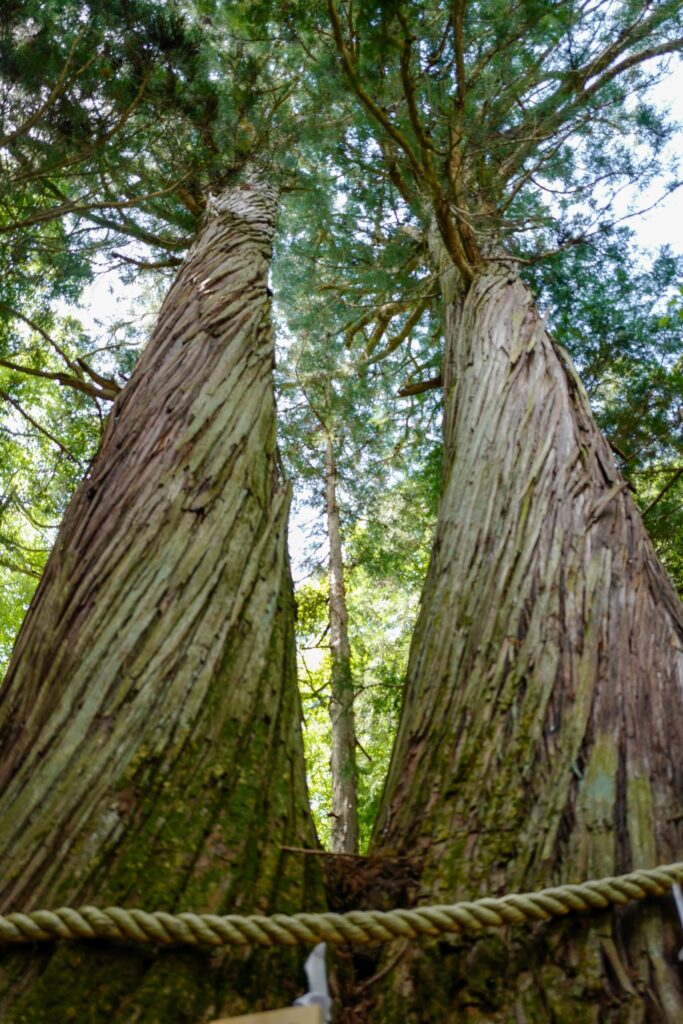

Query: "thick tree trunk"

xmin=325 ymin=435 xmax=359 ymax=855
xmin=372 ymin=263 xmax=683 ymax=1021
xmin=0 ymin=180 xmax=323 ymax=1022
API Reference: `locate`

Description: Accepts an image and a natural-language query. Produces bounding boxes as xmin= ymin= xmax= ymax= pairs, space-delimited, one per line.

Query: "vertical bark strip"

xmin=374 ymin=267 xmax=683 ymax=1021
xmin=0 ymin=180 xmax=323 ymax=1022
xmin=325 ymin=435 xmax=359 ymax=854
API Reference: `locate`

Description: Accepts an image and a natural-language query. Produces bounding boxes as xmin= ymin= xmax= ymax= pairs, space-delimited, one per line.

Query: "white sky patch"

xmin=609 ymin=62 xmax=683 ymax=253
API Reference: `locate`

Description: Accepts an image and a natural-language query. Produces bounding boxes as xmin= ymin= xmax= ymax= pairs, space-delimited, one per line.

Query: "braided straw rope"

xmin=2 ymin=862 xmax=682 ymax=949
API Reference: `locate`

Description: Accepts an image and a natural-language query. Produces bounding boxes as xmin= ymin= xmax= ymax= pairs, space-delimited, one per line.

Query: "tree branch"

xmin=0 ymin=390 xmax=83 ymax=465
xmin=0 ymin=177 xmax=193 ymax=235
xmin=0 ymin=358 xmax=118 ymax=401
xmin=583 ymin=36 xmax=683 ymax=102
xmin=360 ymin=297 xmax=430 ymax=369
xmin=642 ymin=465 xmax=683 ymax=518
xmin=1 ymin=28 xmax=94 ymax=145
xmin=452 ymin=0 xmax=468 ymax=110
xmin=500 ymin=23 xmax=683 ymax=182
xmin=327 ymin=0 xmax=426 ymax=183
xmin=397 ymin=372 xmax=443 ymax=397
xmin=0 ymin=301 xmax=82 ymax=375
xmin=111 ymin=251 xmax=183 ymax=270
xmin=0 ymin=555 xmax=41 ymax=581
xmin=9 ymin=69 xmax=151 ymax=188
xmin=397 ymin=11 xmax=436 ymax=162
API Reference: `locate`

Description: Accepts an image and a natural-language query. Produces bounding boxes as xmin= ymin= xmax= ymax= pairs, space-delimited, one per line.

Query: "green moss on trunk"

xmin=372 ymin=266 xmax=683 ymax=1020
xmin=0 ymin=181 xmax=325 ymax=1021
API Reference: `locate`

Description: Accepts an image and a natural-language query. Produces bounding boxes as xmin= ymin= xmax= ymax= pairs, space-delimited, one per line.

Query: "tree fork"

xmin=0 ymin=179 xmax=324 ymax=1022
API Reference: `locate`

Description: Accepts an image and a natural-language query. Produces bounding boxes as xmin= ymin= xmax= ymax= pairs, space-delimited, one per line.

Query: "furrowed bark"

xmin=372 ymin=263 xmax=683 ymax=1021
xmin=0 ymin=180 xmax=323 ymax=1022
xmin=325 ymin=435 xmax=359 ymax=855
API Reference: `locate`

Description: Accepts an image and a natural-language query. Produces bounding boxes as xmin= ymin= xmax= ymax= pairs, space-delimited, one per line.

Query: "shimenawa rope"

xmin=1 ymin=862 xmax=682 ymax=949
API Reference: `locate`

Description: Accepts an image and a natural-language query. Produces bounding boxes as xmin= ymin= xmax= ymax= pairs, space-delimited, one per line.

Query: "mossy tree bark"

xmin=0 ymin=180 xmax=323 ymax=1023
xmin=325 ymin=434 xmax=359 ymax=855
xmin=372 ymin=259 xmax=683 ymax=1021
